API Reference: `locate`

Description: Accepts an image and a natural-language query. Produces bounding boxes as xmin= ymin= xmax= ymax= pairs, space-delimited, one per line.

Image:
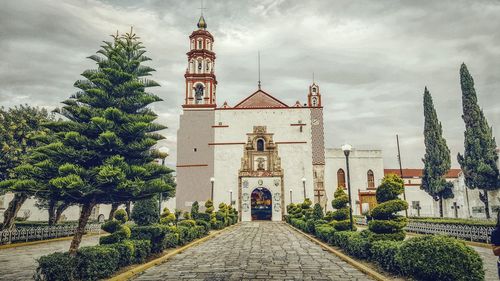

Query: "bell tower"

xmin=307 ymin=83 xmax=321 ymax=107
xmin=183 ymin=15 xmax=217 ymax=108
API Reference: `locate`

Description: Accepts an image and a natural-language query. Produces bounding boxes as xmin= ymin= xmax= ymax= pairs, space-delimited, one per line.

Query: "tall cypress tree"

xmin=421 ymin=87 xmax=453 ymax=217
xmin=2 ymin=29 xmax=174 ymax=254
xmin=457 ymin=63 xmax=499 ymax=219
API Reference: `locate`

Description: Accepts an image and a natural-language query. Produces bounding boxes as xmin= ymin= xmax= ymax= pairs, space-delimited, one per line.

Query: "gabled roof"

xmin=384 ymin=168 xmax=462 ymax=179
xmin=233 ymin=89 xmax=289 ymax=109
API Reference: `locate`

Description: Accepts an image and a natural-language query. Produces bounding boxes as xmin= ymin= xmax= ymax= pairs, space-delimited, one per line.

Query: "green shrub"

xmin=370 ymin=200 xmax=408 ymax=220
xmin=370 ymin=240 xmax=403 ymax=273
xmin=100 ymin=225 xmax=131 ymax=245
xmin=178 ymin=225 xmax=190 ymax=245
xmin=375 ymin=174 xmax=404 ymax=203
xmin=114 ymin=209 xmax=128 ymax=224
xmin=163 ymin=232 xmax=179 ymax=248
xmin=106 ymin=240 xmax=135 ymax=267
xmin=195 ymin=219 xmax=210 ymax=234
xmin=368 ymin=175 xmax=408 ymax=240
xmin=205 ymin=200 xmax=214 ymax=214
xmin=75 ymin=245 xmax=120 ymax=280
xmin=130 ymin=224 xmax=171 ymax=253
xmin=332 ymin=220 xmax=354 ymax=231
xmin=131 ymin=197 xmax=159 ymax=226
xmin=396 ymin=235 xmax=484 ymax=281
xmin=368 ymin=217 xmax=407 ymax=233
xmin=315 ymin=225 xmax=335 ymax=244
xmin=344 ymin=232 xmax=371 ymax=259
xmin=191 ymin=201 xmax=200 ymax=219
xmin=331 ymin=208 xmax=349 ymax=221
xmin=306 ymin=219 xmax=316 ymax=234
xmin=35 ymin=252 xmax=75 ymax=281
xmin=160 ymin=213 xmax=176 ymax=225
xmin=178 ymin=219 xmax=196 ymax=227
xmin=332 ymin=231 xmax=356 ymax=249
xmin=101 ymin=220 xmax=122 ymax=233
xmin=369 ymin=231 xmax=406 ymax=242
xmin=196 ymin=212 xmax=211 ymax=222
xmin=312 ymin=203 xmax=324 ymax=220
xmin=129 ymin=239 xmax=151 ymax=263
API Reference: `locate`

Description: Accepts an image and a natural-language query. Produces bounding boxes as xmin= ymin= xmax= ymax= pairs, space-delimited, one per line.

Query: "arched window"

xmin=197 ymin=60 xmax=202 ymax=72
xmin=257 ymin=139 xmax=265 ymax=151
xmin=198 ymin=40 xmax=202 ymax=49
xmin=367 ymin=170 xmax=375 ymax=188
xmin=337 ymin=169 xmax=346 ymax=188
xmin=195 ymin=84 xmax=204 ymax=104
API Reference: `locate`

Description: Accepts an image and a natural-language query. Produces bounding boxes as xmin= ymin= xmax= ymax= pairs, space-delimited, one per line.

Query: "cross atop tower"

xmin=198 ymin=0 xmax=207 ymax=16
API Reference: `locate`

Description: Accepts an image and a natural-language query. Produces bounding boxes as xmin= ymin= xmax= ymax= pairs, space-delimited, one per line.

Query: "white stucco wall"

xmin=212 ymin=108 xmax=315 ymax=216
xmin=325 ymin=149 xmax=384 ymax=215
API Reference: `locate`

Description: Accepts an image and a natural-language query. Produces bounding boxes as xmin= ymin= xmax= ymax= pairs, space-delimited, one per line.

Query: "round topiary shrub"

xmin=114 ymin=209 xmax=128 ymax=224
xmin=131 ymin=197 xmax=159 ymax=226
xmin=331 ymin=188 xmax=353 ymax=231
xmin=396 ymin=235 xmax=484 ymax=281
xmin=368 ymin=174 xmax=408 ymax=241
xmin=312 ymin=203 xmax=324 ymax=220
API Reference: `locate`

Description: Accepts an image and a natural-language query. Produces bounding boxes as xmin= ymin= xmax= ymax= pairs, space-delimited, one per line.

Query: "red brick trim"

xmin=215 ymin=106 xmax=323 ymax=110
xmin=208 ymin=142 xmax=245 ymax=146
xmin=182 ymin=104 xmax=217 ymax=109
xmin=176 ymin=164 xmax=209 ymax=168
xmin=275 ymin=141 xmax=307 ymax=144
xmin=290 ymin=123 xmax=307 ymax=126
xmin=211 ymin=125 xmax=229 ymax=128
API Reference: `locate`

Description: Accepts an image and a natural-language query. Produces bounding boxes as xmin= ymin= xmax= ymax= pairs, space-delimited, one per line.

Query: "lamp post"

xmin=229 ymin=190 xmax=233 ymax=206
xmin=342 ymin=143 xmax=354 ymax=231
xmin=210 ymin=177 xmax=215 ymax=202
xmin=301 ymin=177 xmax=306 ymax=200
xmin=289 ymin=189 xmax=293 ymax=204
xmin=158 ymin=147 xmax=169 ymax=220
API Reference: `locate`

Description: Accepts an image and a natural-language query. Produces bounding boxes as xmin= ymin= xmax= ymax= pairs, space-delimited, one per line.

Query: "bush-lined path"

xmin=134 ymin=222 xmax=373 ymax=281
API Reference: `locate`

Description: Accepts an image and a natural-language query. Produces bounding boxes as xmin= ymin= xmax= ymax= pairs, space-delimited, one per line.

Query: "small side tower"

xmin=307 ymin=83 xmax=322 ymax=107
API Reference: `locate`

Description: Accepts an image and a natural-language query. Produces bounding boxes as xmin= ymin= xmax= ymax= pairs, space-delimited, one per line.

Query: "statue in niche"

xmin=195 ymin=84 xmax=204 ymax=104
xmin=256 ymin=157 xmax=265 ymax=171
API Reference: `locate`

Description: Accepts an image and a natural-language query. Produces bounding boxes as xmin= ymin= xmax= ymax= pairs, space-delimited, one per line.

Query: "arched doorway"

xmin=251 ymin=187 xmax=272 ymax=220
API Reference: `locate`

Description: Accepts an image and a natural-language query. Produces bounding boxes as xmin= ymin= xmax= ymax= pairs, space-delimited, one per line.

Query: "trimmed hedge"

xmin=75 ymin=246 xmax=120 ymax=280
xmin=396 ymin=235 xmax=484 ymax=281
xmin=35 ymin=252 xmax=75 ymax=281
xmin=409 ymin=217 xmax=495 ymax=227
xmin=370 ymin=240 xmax=402 ymax=273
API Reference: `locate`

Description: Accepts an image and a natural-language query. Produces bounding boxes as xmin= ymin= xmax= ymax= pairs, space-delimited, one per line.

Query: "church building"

xmin=175 ymin=16 xmax=326 ymax=221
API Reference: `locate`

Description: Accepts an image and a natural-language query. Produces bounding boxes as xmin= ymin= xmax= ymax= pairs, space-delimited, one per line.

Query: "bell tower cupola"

xmin=307 ymin=83 xmax=321 ymax=107
xmin=183 ymin=15 xmax=217 ymax=109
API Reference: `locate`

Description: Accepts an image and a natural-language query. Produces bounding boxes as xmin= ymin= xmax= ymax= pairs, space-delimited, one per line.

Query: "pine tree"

xmin=0 ymin=105 xmax=53 ymax=230
xmin=457 ymin=63 xmax=499 ymax=219
xmin=421 ymin=87 xmax=454 ymax=217
xmin=1 ymin=29 xmax=174 ymax=254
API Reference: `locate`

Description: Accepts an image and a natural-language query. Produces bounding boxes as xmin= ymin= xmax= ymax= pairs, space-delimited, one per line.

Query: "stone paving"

xmin=134 ymin=222 xmax=373 ymax=281
xmin=472 ymin=245 xmax=499 ymax=281
xmin=0 ymin=235 xmax=100 ymax=281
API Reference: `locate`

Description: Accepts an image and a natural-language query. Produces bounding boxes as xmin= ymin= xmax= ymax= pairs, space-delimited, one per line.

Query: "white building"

xmin=176 ymin=16 xmax=327 ymax=222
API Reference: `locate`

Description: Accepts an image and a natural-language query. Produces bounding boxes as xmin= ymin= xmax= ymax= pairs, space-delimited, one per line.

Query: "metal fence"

xmin=355 ymin=217 xmax=495 ymax=243
xmin=0 ymin=223 xmax=102 ymax=244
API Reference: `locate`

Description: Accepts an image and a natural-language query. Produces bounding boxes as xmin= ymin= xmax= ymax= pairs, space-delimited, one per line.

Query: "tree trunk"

xmin=439 ymin=195 xmax=444 ymax=218
xmin=1 ymin=193 xmax=28 ymax=231
xmin=47 ymin=200 xmax=57 ymax=226
xmin=125 ymin=201 xmax=131 ymax=219
xmin=55 ymin=202 xmax=70 ymax=224
xmin=482 ymin=191 xmax=490 ymax=219
xmin=108 ymin=203 xmax=119 ymax=220
xmin=68 ymin=202 xmax=95 ymax=256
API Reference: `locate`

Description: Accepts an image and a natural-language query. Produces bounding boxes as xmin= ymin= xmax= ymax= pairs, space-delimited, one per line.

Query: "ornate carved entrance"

xmin=239 ymin=126 xmax=284 ymax=221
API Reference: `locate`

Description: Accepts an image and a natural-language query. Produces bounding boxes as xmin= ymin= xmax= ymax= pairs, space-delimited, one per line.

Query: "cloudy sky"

xmin=1 ymin=0 xmax=499 ymax=168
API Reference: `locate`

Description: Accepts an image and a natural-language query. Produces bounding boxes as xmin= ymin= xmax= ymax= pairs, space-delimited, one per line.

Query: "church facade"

xmin=176 ymin=16 xmax=326 ymax=221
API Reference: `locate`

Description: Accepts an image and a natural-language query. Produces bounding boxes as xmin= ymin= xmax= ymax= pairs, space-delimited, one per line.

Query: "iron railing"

xmin=0 ymin=223 xmax=101 ymax=244
xmin=355 ymin=217 xmax=495 ymax=243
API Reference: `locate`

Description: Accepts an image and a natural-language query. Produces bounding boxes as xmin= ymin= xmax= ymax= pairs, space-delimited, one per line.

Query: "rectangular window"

xmin=472 ymin=206 xmax=485 ymax=213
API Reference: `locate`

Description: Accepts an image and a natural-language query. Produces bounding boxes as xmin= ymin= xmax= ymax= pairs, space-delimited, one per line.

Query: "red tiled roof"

xmin=384 ymin=168 xmax=461 ymax=178
xmin=233 ymin=89 xmax=289 ymax=108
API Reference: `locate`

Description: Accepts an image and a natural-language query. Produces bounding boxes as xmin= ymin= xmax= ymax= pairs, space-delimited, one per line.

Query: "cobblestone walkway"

xmin=134 ymin=222 xmax=373 ymax=281
xmin=0 ymin=235 xmax=100 ymax=281
xmin=471 ymin=245 xmax=498 ymax=281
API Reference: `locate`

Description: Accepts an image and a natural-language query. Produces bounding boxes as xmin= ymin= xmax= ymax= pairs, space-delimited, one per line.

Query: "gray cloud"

xmin=1 ymin=0 xmax=499 ymax=169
